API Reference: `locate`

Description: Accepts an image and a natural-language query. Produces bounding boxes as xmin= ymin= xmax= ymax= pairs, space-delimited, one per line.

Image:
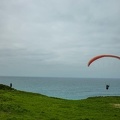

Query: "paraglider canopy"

xmin=88 ymin=54 xmax=120 ymax=67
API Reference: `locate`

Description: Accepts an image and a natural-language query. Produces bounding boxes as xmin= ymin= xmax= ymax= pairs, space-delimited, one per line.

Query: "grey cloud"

xmin=0 ymin=0 xmax=120 ymax=77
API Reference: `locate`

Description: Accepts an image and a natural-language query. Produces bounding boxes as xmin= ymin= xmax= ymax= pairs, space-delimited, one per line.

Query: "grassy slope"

xmin=0 ymin=84 xmax=120 ymax=120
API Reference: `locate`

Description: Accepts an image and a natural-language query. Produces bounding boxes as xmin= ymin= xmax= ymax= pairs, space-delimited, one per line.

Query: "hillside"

xmin=0 ymin=84 xmax=120 ymax=120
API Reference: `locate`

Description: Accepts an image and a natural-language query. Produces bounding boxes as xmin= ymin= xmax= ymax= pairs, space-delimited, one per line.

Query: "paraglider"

xmin=106 ymin=84 xmax=110 ymax=90
xmin=88 ymin=54 xmax=120 ymax=90
xmin=88 ymin=54 xmax=120 ymax=67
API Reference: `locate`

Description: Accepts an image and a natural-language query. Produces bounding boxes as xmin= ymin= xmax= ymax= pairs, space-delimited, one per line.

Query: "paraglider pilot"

xmin=106 ymin=85 xmax=109 ymax=90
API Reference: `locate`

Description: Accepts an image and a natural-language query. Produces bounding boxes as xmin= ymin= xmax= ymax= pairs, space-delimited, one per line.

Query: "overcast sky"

xmin=0 ymin=0 xmax=120 ymax=78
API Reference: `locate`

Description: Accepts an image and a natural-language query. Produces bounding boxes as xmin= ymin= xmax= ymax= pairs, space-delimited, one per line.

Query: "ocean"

xmin=0 ymin=76 xmax=120 ymax=100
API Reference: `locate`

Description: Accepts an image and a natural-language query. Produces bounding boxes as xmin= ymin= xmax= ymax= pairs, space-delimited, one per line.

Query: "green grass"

xmin=0 ymin=84 xmax=120 ymax=120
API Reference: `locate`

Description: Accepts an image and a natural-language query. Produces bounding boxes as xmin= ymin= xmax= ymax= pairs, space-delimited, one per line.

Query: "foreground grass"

xmin=0 ymin=84 xmax=120 ymax=120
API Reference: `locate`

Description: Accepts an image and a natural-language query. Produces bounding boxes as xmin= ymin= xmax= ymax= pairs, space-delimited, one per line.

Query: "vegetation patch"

xmin=113 ymin=104 xmax=120 ymax=108
xmin=0 ymin=84 xmax=15 ymax=90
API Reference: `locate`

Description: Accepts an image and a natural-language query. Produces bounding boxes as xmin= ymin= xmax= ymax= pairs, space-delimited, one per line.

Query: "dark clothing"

xmin=10 ymin=83 xmax=12 ymax=88
xmin=106 ymin=85 xmax=109 ymax=90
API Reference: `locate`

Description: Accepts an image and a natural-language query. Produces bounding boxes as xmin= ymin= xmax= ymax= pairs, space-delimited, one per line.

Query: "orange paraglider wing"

xmin=88 ymin=55 xmax=120 ymax=67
